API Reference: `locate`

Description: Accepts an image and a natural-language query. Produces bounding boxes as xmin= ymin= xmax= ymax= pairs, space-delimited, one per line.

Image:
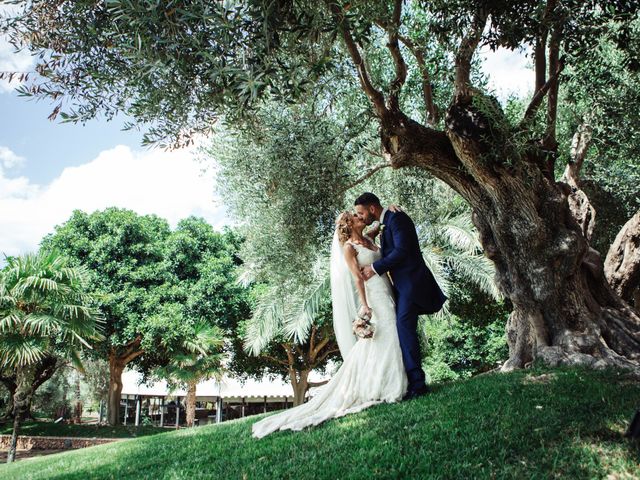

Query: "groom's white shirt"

xmin=371 ymin=207 xmax=388 ymax=276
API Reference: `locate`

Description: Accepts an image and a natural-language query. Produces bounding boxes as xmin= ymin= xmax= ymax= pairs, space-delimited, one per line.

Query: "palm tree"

xmin=243 ymin=269 xmax=339 ymax=406
xmin=157 ymin=323 xmax=224 ymax=427
xmin=0 ymin=250 xmax=103 ymax=463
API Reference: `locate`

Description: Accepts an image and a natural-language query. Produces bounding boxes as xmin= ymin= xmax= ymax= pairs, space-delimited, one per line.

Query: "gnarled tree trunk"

xmin=379 ymin=103 xmax=640 ymax=372
xmin=605 ymin=209 xmax=640 ymax=308
xmin=289 ymin=369 xmax=310 ymax=407
xmin=107 ymin=354 xmax=125 ymax=427
xmin=1 ymin=356 xmax=59 ymax=422
xmin=7 ymin=365 xmax=39 ymax=463
xmin=107 ymin=337 xmax=143 ymax=426
xmin=327 ymin=0 xmax=640 ymax=374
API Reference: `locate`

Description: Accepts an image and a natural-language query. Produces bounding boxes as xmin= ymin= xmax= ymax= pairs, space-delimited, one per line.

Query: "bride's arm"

xmin=343 ymin=244 xmax=372 ymax=317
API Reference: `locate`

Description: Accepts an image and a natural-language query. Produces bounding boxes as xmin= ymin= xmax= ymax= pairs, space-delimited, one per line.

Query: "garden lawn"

xmin=0 ymin=421 xmax=167 ymax=439
xmin=1 ymin=368 xmax=638 ymax=479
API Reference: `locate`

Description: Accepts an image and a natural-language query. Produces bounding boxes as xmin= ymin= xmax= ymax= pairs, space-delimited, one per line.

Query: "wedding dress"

xmin=252 ymin=239 xmax=408 ymax=439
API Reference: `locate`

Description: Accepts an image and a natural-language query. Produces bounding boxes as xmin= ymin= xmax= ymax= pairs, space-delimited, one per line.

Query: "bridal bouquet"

xmin=353 ymin=310 xmax=375 ymax=339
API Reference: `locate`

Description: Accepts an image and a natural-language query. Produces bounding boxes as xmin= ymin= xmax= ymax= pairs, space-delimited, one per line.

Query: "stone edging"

xmin=0 ymin=435 xmax=122 ymax=451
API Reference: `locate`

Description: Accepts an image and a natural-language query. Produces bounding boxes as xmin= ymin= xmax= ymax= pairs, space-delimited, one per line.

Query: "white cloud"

xmin=481 ymin=46 xmax=534 ymax=102
xmin=0 ymin=145 xmax=230 ymax=257
xmin=0 ymin=145 xmax=25 ymax=169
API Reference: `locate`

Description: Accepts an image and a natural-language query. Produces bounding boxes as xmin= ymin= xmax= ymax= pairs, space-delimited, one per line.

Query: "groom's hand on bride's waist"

xmin=361 ymin=265 xmax=376 ymax=280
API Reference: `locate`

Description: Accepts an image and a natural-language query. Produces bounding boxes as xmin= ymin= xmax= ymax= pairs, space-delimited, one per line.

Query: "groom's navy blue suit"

xmin=372 ymin=210 xmax=447 ymax=391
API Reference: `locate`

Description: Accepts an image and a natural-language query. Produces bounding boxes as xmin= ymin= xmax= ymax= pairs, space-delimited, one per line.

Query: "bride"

xmin=252 ymin=211 xmax=408 ymax=439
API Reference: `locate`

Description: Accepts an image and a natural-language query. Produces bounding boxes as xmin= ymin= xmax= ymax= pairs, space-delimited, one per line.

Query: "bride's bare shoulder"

xmin=342 ymin=242 xmax=357 ymax=256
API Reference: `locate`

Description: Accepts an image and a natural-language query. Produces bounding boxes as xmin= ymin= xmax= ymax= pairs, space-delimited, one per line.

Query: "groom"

xmin=355 ymin=192 xmax=447 ymax=400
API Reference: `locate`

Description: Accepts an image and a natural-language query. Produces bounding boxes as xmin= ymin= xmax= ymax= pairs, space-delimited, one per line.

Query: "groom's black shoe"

xmin=402 ymin=385 xmax=431 ymax=401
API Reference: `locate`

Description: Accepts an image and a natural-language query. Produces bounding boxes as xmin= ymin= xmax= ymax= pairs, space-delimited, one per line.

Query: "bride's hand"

xmin=388 ymin=204 xmax=403 ymax=213
xmin=358 ymin=305 xmax=372 ymax=320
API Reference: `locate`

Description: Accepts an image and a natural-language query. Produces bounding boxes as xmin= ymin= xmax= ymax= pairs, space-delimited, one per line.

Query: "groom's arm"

xmin=372 ymin=212 xmax=414 ymax=275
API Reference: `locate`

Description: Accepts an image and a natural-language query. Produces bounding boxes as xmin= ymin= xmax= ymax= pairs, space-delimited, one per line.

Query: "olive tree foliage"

xmin=208 ymin=102 xmax=366 ymax=285
xmin=555 ymin=13 xmax=640 ymax=249
xmin=4 ymin=0 xmax=640 ymax=372
xmin=551 ymin=13 xmax=640 ymax=306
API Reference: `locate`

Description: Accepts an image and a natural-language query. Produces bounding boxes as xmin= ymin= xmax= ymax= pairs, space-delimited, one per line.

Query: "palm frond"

xmin=0 ymin=334 xmax=48 ymax=368
xmin=243 ymin=293 xmax=284 ymax=355
xmin=439 ymin=213 xmax=480 ymax=253
xmin=421 ymin=247 xmax=450 ymax=298
xmin=22 ymin=313 xmax=60 ymax=336
xmin=448 ymin=253 xmax=502 ymax=301
xmin=0 ymin=313 xmax=22 ymax=331
xmin=283 ymin=274 xmax=330 ymax=344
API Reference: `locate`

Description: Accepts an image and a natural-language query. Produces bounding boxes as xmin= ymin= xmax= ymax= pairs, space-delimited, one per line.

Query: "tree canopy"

xmin=4 ymin=0 xmax=640 ymax=371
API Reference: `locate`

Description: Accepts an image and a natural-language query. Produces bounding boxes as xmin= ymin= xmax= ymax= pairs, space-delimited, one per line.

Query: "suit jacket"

xmin=372 ymin=210 xmax=447 ymax=314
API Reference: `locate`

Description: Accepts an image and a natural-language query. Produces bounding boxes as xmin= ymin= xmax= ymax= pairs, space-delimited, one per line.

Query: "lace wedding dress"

xmin=252 ymin=241 xmax=408 ymax=439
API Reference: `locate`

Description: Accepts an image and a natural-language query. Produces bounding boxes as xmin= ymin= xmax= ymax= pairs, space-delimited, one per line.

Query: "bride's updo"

xmin=335 ymin=211 xmax=354 ymax=245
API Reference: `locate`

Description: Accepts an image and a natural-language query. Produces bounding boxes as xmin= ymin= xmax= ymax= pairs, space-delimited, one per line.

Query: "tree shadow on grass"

xmin=2 ymin=368 xmax=639 ymax=480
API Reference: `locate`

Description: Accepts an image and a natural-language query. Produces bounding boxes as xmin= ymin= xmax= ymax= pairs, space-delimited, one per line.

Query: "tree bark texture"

xmin=1 ymin=355 xmax=58 ymax=421
xmin=107 ymin=338 xmax=143 ymax=426
xmin=605 ymin=209 xmax=640 ymax=308
xmin=378 ymin=98 xmax=640 ymax=372
xmin=7 ymin=365 xmax=39 ymax=463
xmin=107 ymin=354 xmax=125 ymax=426
xmin=185 ymin=381 xmax=197 ymax=427
xmin=289 ymin=369 xmax=309 ymax=407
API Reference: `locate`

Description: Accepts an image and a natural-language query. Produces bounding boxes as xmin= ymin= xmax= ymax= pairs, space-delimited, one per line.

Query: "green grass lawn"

xmin=1 ymin=367 xmax=639 ymax=479
xmin=0 ymin=421 xmax=167 ymax=439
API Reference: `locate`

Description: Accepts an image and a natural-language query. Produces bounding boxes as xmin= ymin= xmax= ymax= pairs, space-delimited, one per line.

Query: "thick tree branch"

xmin=282 ymin=343 xmax=295 ymax=367
xmin=398 ymin=34 xmax=438 ymax=124
xmin=385 ymin=0 xmax=408 ymax=111
xmin=563 ymin=122 xmax=593 ymax=187
xmin=521 ymin=58 xmax=564 ymax=125
xmin=343 ymin=161 xmax=392 ymax=192
xmin=311 ymin=336 xmax=331 ymax=358
xmin=543 ymin=25 xmax=562 ymax=151
xmin=122 ymin=349 xmax=143 ymax=365
xmin=307 ymin=380 xmax=330 ymax=388
xmin=533 ymin=0 xmax=558 ymax=93
xmin=308 ymin=324 xmax=317 ymax=357
xmin=315 ymin=347 xmax=341 ymax=365
xmin=534 ymin=37 xmax=547 ymax=93
xmin=454 ymin=9 xmax=488 ymax=99
xmin=113 ymin=335 xmax=143 ymax=364
xmin=326 ymin=1 xmax=387 ymax=117
xmin=261 ymin=354 xmax=290 ymax=368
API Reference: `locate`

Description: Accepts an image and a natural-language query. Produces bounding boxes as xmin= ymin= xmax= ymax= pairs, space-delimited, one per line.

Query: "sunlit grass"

xmin=1 ymin=367 xmax=638 ymax=479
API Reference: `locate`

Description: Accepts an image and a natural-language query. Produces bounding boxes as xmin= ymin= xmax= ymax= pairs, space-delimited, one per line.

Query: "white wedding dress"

xmin=252 ymin=241 xmax=408 ymax=439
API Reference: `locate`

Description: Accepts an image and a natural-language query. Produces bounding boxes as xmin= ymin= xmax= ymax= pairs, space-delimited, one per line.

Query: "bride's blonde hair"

xmin=335 ymin=211 xmax=354 ymax=245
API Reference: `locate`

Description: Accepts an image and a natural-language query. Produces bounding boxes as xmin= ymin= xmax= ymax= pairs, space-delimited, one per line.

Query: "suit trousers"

xmin=396 ymin=297 xmax=427 ymax=390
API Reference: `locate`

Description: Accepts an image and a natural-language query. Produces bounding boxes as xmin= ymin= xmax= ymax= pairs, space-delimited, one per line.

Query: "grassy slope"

xmin=1 ymin=368 xmax=639 ymax=480
xmin=0 ymin=422 xmax=167 ymax=439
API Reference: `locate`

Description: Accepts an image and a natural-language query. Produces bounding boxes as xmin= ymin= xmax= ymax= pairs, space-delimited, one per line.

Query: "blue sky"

xmin=0 ymin=93 xmax=144 ymax=185
xmin=0 ymin=19 xmax=533 ymax=259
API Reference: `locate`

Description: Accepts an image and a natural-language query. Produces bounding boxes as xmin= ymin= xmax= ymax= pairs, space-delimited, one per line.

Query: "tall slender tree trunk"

xmin=7 ymin=365 xmax=38 ymax=463
xmin=73 ymin=371 xmax=82 ymax=424
xmin=185 ymin=381 xmax=197 ymax=427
